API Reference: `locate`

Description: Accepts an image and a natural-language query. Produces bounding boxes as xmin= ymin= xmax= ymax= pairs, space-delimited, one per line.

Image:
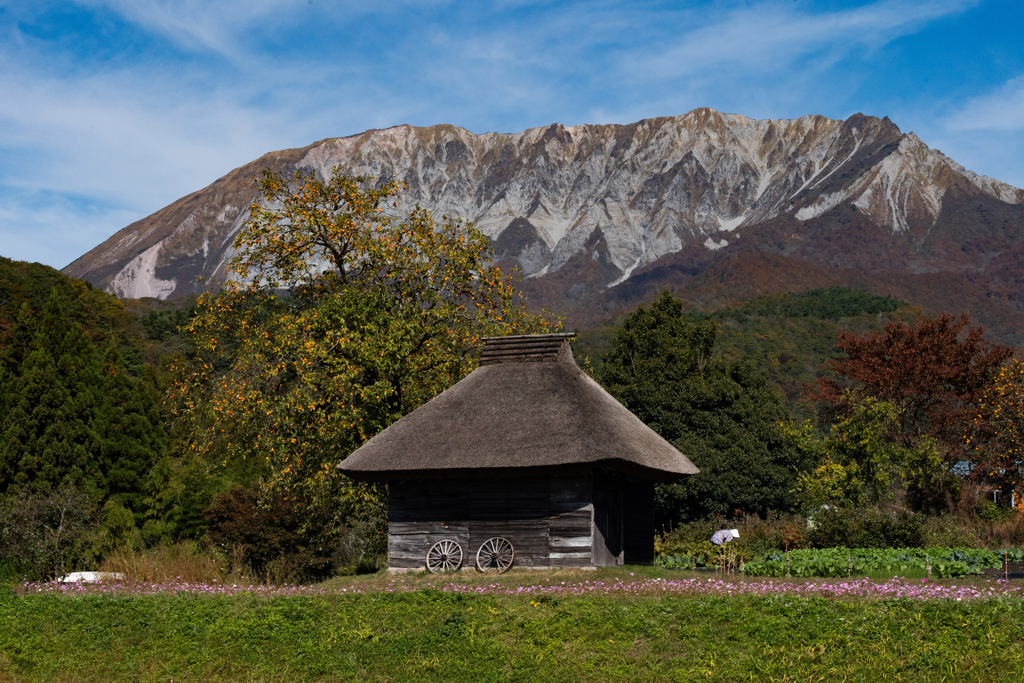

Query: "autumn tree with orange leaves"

xmin=170 ymin=167 xmax=551 ymax=504
xmin=968 ymin=356 xmax=1024 ymax=496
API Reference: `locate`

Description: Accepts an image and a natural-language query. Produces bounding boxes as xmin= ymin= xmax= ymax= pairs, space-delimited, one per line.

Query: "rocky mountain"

xmin=63 ymin=108 xmax=1024 ymax=343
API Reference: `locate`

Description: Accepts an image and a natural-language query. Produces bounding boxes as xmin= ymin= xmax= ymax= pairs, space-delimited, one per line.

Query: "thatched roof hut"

xmin=338 ymin=333 xmax=697 ymax=571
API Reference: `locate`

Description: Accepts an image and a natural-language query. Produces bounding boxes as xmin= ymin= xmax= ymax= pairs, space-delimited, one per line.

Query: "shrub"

xmin=977 ymin=500 xmax=1016 ymax=523
xmin=919 ymin=514 xmax=983 ymax=548
xmin=851 ymin=510 xmax=923 ymax=548
xmin=204 ymin=486 xmax=335 ymax=583
xmin=0 ymin=486 xmax=95 ymax=580
xmin=806 ymin=507 xmax=923 ymax=549
xmin=917 ymin=509 xmax=1024 ymax=549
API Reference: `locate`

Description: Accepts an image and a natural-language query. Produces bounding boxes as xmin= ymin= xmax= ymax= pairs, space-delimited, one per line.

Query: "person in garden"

xmin=711 ymin=529 xmax=740 ymax=545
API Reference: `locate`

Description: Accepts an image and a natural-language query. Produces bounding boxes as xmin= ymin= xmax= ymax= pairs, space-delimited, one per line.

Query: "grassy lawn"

xmin=2 ymin=568 xmax=1023 ymax=681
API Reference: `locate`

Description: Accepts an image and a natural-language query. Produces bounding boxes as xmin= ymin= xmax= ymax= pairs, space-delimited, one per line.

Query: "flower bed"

xmin=21 ymin=574 xmax=1024 ymax=601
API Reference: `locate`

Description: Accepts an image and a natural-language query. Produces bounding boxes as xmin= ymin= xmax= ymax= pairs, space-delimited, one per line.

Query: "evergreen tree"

xmin=597 ymin=292 xmax=809 ymax=523
xmin=0 ymin=291 xmax=167 ymax=512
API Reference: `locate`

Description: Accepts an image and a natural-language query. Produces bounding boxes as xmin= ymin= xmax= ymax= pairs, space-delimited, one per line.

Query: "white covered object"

xmin=58 ymin=571 xmax=126 ymax=583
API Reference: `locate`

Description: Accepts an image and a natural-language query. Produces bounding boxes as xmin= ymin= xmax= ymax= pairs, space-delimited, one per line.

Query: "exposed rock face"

xmin=63 ymin=108 xmax=1024 ymax=341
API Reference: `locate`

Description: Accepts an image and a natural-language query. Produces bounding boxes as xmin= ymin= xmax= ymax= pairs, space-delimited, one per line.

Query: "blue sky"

xmin=2 ymin=0 xmax=1022 ymax=269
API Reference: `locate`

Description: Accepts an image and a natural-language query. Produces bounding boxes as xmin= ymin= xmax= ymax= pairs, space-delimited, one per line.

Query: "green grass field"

xmin=3 ymin=569 xmax=1024 ymax=681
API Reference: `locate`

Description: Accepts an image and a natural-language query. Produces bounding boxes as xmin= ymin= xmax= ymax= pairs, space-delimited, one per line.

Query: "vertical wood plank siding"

xmin=387 ymin=472 xmax=655 ymax=570
xmin=387 ymin=475 xmax=595 ymax=570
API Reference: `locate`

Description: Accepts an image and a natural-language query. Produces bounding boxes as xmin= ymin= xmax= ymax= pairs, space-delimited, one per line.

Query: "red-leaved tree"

xmin=814 ymin=314 xmax=1014 ymax=475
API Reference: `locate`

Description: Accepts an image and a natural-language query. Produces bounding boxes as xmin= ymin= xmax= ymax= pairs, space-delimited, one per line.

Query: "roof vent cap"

xmin=479 ymin=333 xmax=575 ymax=365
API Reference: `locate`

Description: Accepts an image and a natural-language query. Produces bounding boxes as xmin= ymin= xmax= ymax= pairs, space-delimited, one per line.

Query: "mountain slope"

xmin=63 ymin=108 xmax=1024 ymax=343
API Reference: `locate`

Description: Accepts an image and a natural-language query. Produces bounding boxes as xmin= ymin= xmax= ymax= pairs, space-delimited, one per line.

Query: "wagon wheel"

xmin=425 ymin=539 xmax=463 ymax=573
xmin=476 ymin=537 xmax=515 ymax=573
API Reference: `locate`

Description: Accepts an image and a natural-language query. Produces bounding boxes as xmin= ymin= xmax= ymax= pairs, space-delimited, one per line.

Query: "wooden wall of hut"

xmin=386 ymin=469 xmax=656 ymax=570
xmin=387 ymin=475 xmax=591 ymax=569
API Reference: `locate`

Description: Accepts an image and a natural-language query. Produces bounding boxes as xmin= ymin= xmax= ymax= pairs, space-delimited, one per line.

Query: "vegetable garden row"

xmin=659 ymin=547 xmax=1024 ymax=578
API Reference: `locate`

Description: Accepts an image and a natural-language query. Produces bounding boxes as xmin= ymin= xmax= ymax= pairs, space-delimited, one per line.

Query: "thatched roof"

xmin=337 ymin=334 xmax=699 ymax=481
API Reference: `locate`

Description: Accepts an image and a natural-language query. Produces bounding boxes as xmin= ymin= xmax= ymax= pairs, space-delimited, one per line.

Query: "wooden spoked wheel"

xmin=425 ymin=539 xmax=463 ymax=573
xmin=476 ymin=537 xmax=515 ymax=573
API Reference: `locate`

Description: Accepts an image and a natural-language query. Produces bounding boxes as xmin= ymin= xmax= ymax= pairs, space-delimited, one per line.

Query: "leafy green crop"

xmin=739 ymin=547 xmax=1017 ymax=578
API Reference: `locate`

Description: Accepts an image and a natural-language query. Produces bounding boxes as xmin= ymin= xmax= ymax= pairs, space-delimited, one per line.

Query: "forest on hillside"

xmin=2 ymin=172 xmax=1023 ymax=584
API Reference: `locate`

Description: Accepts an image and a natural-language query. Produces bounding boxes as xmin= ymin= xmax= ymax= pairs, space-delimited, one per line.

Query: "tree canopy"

xmin=968 ymin=356 xmax=1024 ymax=496
xmin=597 ymin=291 xmax=810 ymax=523
xmin=171 ymin=167 xmax=551 ymax=499
xmin=726 ymin=287 xmax=904 ymax=320
xmin=814 ymin=314 xmax=1014 ymax=471
xmin=0 ymin=292 xmax=166 ymax=511
xmin=788 ymin=396 xmax=950 ymax=513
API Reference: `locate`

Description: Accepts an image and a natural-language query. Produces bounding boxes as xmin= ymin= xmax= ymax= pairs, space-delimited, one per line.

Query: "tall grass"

xmin=97 ymin=541 xmax=252 ymax=585
xmin=940 ymin=512 xmax=1024 ymax=548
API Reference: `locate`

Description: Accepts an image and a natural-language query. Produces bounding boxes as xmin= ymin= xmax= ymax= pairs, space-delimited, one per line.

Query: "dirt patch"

xmin=980 ymin=561 xmax=1024 ymax=580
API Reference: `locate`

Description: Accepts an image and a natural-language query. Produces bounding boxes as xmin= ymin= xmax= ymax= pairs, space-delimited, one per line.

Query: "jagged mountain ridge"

xmin=63 ymin=108 xmax=1024 ymax=341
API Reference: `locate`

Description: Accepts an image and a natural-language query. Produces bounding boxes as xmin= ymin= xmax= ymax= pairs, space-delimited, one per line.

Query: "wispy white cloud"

xmin=945 ymin=74 xmax=1024 ymax=132
xmin=71 ymin=0 xmax=316 ymax=61
xmin=398 ymin=0 xmax=980 ymax=129
xmin=0 ymin=66 xmax=283 ymax=206
xmin=0 ymin=190 xmax=139 ymax=268
xmin=623 ymin=0 xmax=977 ymax=80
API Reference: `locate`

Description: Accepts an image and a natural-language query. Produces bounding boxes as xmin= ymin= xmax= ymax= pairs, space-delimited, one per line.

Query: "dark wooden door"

xmin=592 ymin=487 xmax=624 ymax=566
